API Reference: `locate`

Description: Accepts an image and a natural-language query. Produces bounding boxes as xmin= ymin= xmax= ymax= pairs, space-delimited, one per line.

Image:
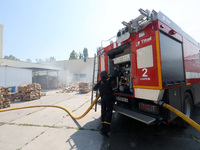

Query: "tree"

xmin=69 ymin=50 xmax=78 ymax=60
xmin=83 ymin=47 xmax=88 ymax=58
xmin=26 ymin=59 xmax=32 ymax=62
xmin=35 ymin=59 xmax=44 ymax=63
xmin=35 ymin=57 xmax=56 ymax=63
xmin=4 ymin=55 xmax=20 ymax=61
xmin=46 ymin=56 xmax=56 ymax=62
xmin=83 ymin=47 xmax=88 ymax=62
xmin=78 ymin=52 xmax=83 ymax=59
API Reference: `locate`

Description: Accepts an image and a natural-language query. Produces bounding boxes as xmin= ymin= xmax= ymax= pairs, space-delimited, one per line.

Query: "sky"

xmin=0 ymin=0 xmax=200 ymax=62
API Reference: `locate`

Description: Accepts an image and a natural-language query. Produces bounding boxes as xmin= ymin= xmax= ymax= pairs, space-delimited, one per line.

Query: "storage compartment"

xmin=159 ymin=31 xmax=186 ymax=87
xmin=107 ymin=45 xmax=133 ymax=94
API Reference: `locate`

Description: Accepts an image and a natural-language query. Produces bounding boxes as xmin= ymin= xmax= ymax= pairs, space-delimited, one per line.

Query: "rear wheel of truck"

xmin=179 ymin=92 xmax=194 ymax=127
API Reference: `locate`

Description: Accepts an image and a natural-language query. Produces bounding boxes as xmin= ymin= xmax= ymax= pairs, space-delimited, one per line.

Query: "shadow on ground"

xmin=109 ymin=105 xmax=200 ymax=150
xmin=66 ymin=116 xmax=110 ymax=150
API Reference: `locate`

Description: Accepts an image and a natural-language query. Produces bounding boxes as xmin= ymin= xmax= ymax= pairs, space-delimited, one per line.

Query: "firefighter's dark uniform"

xmin=93 ymin=69 xmax=119 ymax=136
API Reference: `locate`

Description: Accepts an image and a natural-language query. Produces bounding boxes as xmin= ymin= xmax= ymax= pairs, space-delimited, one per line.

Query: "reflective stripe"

xmin=102 ymin=121 xmax=111 ymax=125
xmin=107 ymin=78 xmax=110 ymax=81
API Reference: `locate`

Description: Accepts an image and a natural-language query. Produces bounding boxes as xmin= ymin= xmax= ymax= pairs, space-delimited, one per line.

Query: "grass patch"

xmin=0 ymin=122 xmax=6 ymax=126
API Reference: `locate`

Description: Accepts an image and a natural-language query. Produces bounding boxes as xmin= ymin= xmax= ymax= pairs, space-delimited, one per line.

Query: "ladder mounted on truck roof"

xmin=117 ymin=8 xmax=157 ymax=44
xmin=122 ymin=9 xmax=155 ymax=32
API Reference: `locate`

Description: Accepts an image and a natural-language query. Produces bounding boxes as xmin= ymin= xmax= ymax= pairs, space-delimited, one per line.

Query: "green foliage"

xmin=83 ymin=48 xmax=88 ymax=62
xmin=69 ymin=50 xmax=78 ymax=60
xmin=4 ymin=55 xmax=20 ymax=61
xmin=35 ymin=56 xmax=56 ymax=63
xmin=83 ymin=47 xmax=88 ymax=59
xmin=46 ymin=56 xmax=56 ymax=62
xmin=35 ymin=59 xmax=44 ymax=63
xmin=78 ymin=52 xmax=83 ymax=59
xmin=69 ymin=48 xmax=88 ymax=61
xmin=26 ymin=59 xmax=32 ymax=62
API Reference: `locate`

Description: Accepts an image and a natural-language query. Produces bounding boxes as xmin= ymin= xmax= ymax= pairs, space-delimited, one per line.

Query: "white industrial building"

xmin=0 ymin=66 xmax=32 ymax=88
xmin=0 ymin=24 xmax=95 ymax=90
xmin=0 ymin=58 xmax=62 ymax=90
xmin=0 ymin=57 xmax=95 ymax=90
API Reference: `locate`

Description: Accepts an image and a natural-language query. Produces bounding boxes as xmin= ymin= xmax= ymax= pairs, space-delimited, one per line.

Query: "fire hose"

xmin=159 ymin=101 xmax=200 ymax=132
xmin=0 ymin=95 xmax=200 ymax=132
xmin=0 ymin=95 xmax=100 ymax=120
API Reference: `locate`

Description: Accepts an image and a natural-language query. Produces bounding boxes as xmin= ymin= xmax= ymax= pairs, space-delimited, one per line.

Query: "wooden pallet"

xmin=0 ymin=87 xmax=11 ymax=109
xmin=17 ymin=83 xmax=41 ymax=101
xmin=79 ymin=82 xmax=91 ymax=93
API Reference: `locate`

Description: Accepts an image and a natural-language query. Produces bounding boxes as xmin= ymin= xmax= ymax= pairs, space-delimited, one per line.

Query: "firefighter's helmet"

xmin=100 ymin=71 xmax=107 ymax=78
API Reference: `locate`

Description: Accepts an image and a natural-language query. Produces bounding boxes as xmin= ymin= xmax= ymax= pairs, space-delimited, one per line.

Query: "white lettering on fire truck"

xmin=162 ymin=15 xmax=171 ymax=24
xmin=141 ymin=36 xmax=152 ymax=44
xmin=142 ymin=68 xmax=148 ymax=77
xmin=140 ymin=68 xmax=151 ymax=80
xmin=140 ymin=77 xmax=151 ymax=80
xmin=136 ymin=41 xmax=140 ymax=47
xmin=136 ymin=36 xmax=152 ymax=47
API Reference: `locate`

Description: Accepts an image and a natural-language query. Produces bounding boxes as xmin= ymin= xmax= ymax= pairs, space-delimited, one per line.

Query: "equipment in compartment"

xmin=118 ymin=63 xmax=131 ymax=93
xmin=112 ymin=53 xmax=132 ymax=94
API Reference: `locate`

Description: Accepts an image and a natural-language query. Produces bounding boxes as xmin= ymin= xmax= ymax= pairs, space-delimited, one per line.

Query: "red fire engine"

xmin=96 ymin=8 xmax=200 ymax=125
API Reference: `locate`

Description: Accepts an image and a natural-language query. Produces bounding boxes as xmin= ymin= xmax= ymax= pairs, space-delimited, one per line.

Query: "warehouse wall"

xmin=43 ymin=58 xmax=94 ymax=84
xmin=0 ymin=66 xmax=32 ymax=87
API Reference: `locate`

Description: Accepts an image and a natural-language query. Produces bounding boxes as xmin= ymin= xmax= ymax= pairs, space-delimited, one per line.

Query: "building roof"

xmin=0 ymin=59 xmax=62 ymax=71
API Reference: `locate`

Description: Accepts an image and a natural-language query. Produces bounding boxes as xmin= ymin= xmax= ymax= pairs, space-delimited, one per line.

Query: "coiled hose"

xmin=0 ymin=94 xmax=100 ymax=120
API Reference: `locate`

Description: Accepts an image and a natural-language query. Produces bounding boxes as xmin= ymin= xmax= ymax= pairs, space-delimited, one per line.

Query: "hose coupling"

xmin=158 ymin=101 xmax=164 ymax=106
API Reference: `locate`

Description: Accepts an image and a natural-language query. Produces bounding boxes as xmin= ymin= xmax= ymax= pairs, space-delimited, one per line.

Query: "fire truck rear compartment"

xmin=107 ymin=42 xmax=161 ymax=124
xmin=108 ymin=43 xmax=133 ymax=94
xmin=107 ymin=29 xmax=187 ymax=125
xmin=159 ymin=31 xmax=186 ymax=87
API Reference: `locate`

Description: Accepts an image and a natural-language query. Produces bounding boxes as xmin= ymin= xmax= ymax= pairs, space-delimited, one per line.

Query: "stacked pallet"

xmin=0 ymin=87 xmax=11 ymax=108
xmin=79 ymin=82 xmax=90 ymax=93
xmin=57 ymin=82 xmax=91 ymax=94
xmin=10 ymin=92 xmax=18 ymax=102
xmin=17 ymin=83 xmax=41 ymax=101
xmin=58 ymin=83 xmax=79 ymax=93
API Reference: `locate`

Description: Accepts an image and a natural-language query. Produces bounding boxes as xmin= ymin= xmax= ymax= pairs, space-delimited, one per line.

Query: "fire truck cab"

xmin=97 ymin=9 xmax=200 ymax=125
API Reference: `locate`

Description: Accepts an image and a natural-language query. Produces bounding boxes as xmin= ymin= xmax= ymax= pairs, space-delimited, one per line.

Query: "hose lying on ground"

xmin=0 ymin=94 xmax=100 ymax=120
xmin=1 ymin=96 xmax=200 ymax=132
xmin=159 ymin=101 xmax=200 ymax=132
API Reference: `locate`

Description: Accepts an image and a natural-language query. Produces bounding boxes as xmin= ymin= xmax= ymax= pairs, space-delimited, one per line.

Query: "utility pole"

xmin=0 ymin=24 xmax=3 ymax=59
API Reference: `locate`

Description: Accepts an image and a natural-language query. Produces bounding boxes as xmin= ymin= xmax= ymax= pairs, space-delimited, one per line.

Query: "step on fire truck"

xmin=96 ymin=8 xmax=200 ymax=126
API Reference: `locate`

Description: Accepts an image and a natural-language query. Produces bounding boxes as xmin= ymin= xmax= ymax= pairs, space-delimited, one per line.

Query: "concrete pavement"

xmin=0 ymin=91 xmax=108 ymax=150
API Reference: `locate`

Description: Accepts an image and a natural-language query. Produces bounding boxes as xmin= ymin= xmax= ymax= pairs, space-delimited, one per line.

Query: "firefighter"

xmin=93 ymin=67 xmax=119 ymax=137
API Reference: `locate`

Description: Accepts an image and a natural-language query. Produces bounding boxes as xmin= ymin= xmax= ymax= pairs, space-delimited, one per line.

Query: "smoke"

xmin=58 ymin=58 xmax=94 ymax=84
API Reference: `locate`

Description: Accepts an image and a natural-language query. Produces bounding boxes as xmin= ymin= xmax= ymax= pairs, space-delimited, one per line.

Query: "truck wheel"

xmin=181 ymin=92 xmax=193 ymax=127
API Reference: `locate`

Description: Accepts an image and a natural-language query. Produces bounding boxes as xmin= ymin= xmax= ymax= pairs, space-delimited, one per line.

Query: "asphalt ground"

xmin=0 ymin=91 xmax=109 ymax=150
xmin=109 ymin=104 xmax=200 ymax=150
